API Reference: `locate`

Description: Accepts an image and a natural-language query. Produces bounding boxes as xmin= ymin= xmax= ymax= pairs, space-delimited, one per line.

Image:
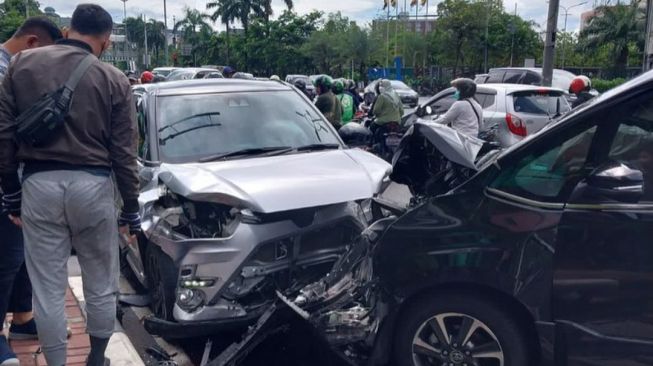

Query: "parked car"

xmin=474 ymin=73 xmax=489 ymax=83
xmin=233 ymin=72 xmax=255 ymax=80
xmin=286 ymin=74 xmax=316 ymax=99
xmin=218 ymin=69 xmax=653 ymax=366
xmin=404 ymin=83 xmax=571 ymax=147
xmin=364 ymin=79 xmax=419 ymax=108
xmin=482 ymin=67 xmax=577 ymax=92
xmin=152 ymin=67 xmax=178 ymax=78
xmin=126 ymin=79 xmax=391 ymax=337
xmin=203 ymin=71 xmax=224 ymax=79
xmin=166 ymin=67 xmax=218 ymax=81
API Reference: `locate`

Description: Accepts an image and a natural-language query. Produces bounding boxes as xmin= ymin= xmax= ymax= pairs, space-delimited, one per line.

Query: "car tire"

xmin=393 ymin=292 xmax=531 ymax=366
xmin=145 ymin=244 xmax=178 ymax=321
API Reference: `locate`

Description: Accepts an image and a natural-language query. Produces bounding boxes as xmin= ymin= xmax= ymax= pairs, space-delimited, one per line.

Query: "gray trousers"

xmin=22 ymin=170 xmax=118 ymax=366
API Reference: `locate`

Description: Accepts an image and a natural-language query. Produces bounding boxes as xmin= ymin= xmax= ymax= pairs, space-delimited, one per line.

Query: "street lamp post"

xmin=121 ymin=0 xmax=128 ymax=70
xmin=559 ymin=1 xmax=587 ymax=69
xmin=163 ymin=0 xmax=169 ymax=66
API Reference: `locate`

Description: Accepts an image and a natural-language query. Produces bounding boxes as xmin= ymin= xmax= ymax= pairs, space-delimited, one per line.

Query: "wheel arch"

xmin=374 ymin=281 xmax=543 ymax=365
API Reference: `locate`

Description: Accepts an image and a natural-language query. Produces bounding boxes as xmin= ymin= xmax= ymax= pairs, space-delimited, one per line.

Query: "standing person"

xmin=434 ymin=78 xmax=482 ymax=138
xmin=0 ymin=5 xmax=140 ymax=366
xmin=346 ymin=79 xmax=362 ymax=112
xmin=333 ymin=80 xmax=354 ymax=124
xmin=314 ymin=75 xmax=342 ymax=129
xmin=569 ymin=75 xmax=596 ymax=108
xmin=0 ymin=16 xmax=62 ymax=366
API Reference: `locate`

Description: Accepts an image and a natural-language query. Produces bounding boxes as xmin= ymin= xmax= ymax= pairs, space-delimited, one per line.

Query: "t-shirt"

xmin=0 ymin=46 xmax=12 ymax=81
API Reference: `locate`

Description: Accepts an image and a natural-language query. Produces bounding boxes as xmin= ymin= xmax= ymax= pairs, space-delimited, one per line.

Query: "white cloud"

xmin=40 ymin=0 xmax=595 ymax=32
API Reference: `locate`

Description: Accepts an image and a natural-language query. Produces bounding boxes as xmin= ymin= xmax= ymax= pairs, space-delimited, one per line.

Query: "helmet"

xmin=450 ymin=78 xmax=476 ymax=99
xmin=293 ymin=79 xmax=307 ymax=90
xmin=338 ymin=122 xmax=372 ymax=148
xmin=140 ymin=71 xmax=154 ymax=84
xmin=223 ymin=66 xmax=235 ymax=76
xmin=569 ymin=75 xmax=591 ymax=94
xmin=270 ymin=75 xmax=281 ymax=81
xmin=378 ymin=79 xmax=392 ymax=94
xmin=333 ymin=79 xmax=345 ymax=94
xmin=314 ymin=75 xmax=333 ymax=91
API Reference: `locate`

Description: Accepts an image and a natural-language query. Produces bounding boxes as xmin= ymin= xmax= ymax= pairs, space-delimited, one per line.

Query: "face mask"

xmin=454 ymin=90 xmax=461 ymax=100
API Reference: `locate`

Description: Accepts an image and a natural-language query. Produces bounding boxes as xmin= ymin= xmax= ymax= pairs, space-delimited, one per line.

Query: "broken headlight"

xmin=156 ymin=193 xmax=241 ymax=239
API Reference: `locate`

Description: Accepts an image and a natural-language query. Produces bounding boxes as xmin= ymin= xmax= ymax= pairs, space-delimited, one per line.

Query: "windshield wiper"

xmin=159 ymin=112 xmax=222 ymax=133
xmin=199 ymin=146 xmax=293 ymax=162
xmin=159 ymin=122 xmax=222 ymax=144
xmin=294 ymin=143 xmax=340 ymax=152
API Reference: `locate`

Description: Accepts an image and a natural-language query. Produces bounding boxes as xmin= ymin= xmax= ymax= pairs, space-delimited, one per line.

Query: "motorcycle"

xmin=357 ymin=117 xmax=404 ymax=163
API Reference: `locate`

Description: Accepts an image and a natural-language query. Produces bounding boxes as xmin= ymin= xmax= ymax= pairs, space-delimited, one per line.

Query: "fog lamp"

xmin=176 ymin=288 xmax=204 ymax=312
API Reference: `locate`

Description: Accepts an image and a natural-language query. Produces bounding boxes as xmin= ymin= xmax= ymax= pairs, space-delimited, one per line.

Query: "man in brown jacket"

xmin=0 ymin=4 xmax=140 ymax=366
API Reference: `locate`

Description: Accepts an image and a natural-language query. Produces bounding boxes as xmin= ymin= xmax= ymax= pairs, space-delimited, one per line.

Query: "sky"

xmin=40 ymin=0 xmax=597 ymax=32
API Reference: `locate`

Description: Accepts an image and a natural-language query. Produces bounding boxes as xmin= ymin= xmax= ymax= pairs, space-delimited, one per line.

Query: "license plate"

xmin=385 ymin=135 xmax=401 ymax=147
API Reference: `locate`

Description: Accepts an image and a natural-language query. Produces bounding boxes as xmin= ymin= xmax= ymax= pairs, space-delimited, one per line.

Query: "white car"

xmin=404 ymin=83 xmax=571 ymax=147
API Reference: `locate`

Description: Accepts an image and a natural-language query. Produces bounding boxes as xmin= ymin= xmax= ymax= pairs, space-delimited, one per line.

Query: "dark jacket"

xmin=0 ymin=40 xmax=139 ymax=211
xmin=315 ymin=90 xmax=343 ymax=129
xmin=572 ymin=91 xmax=595 ymax=109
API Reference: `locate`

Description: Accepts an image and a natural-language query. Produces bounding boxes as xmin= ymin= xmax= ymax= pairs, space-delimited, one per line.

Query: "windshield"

xmin=154 ymin=69 xmax=174 ymax=77
xmin=167 ymin=70 xmax=195 ymax=81
xmin=552 ymin=70 xmax=576 ymax=91
xmin=390 ymin=80 xmax=411 ymax=90
xmin=512 ymin=91 xmax=571 ymax=115
xmin=156 ymin=91 xmax=340 ymax=163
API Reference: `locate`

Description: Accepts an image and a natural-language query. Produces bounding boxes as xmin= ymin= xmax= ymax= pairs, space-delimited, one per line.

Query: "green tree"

xmin=260 ymin=0 xmax=294 ymax=22
xmin=0 ymin=0 xmax=43 ymax=41
xmin=207 ymin=0 xmax=243 ymax=64
xmin=174 ymin=7 xmax=212 ymax=66
xmin=580 ymin=0 xmax=645 ymax=77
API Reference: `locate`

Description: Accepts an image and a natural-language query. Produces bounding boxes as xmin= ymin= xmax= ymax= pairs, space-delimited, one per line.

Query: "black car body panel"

xmin=215 ymin=71 xmax=653 ymax=366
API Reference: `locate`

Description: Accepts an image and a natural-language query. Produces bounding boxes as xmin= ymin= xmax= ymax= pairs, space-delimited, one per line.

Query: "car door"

xmin=554 ymin=92 xmax=653 ymax=365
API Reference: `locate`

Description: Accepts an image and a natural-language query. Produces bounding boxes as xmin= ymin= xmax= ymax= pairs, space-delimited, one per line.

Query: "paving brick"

xmin=68 ymin=334 xmax=91 ymax=349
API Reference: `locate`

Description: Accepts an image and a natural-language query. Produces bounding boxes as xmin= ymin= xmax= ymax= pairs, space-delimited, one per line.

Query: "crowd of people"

xmin=0 ymin=4 xmax=140 ymax=366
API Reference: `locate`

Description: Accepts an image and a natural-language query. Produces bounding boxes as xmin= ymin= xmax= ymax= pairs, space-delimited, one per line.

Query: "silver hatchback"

xmin=404 ymin=83 xmax=571 ymax=146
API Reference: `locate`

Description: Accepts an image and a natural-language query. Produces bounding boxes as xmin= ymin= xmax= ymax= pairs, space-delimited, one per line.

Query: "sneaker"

xmin=8 ymin=319 xmax=72 ymax=340
xmin=0 ymin=336 xmax=19 ymax=366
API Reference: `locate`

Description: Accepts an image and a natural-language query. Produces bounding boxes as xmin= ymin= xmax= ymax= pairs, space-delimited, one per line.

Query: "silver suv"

xmin=405 ymin=83 xmax=571 ymax=146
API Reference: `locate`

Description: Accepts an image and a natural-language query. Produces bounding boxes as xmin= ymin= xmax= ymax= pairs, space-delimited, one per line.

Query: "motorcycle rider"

xmin=434 ymin=78 xmax=482 ymax=138
xmin=569 ymin=75 xmax=595 ymax=108
xmin=314 ymin=75 xmax=343 ymax=129
xmin=222 ymin=66 xmax=236 ymax=78
xmin=346 ymin=79 xmax=362 ymax=112
xmin=270 ymin=74 xmax=281 ymax=81
xmin=293 ymin=79 xmax=312 ymax=99
xmin=371 ymin=79 xmax=403 ymax=133
xmin=140 ymin=70 xmax=154 ymax=84
xmin=333 ymin=79 xmax=355 ymax=124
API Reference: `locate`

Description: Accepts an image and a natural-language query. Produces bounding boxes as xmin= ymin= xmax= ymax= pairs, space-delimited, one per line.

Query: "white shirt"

xmin=434 ymin=98 xmax=483 ymax=137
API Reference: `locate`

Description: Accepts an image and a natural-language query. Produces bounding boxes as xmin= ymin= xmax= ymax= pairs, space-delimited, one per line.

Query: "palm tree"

xmin=174 ymin=7 xmax=212 ymax=66
xmin=580 ymin=0 xmax=645 ymax=77
xmin=207 ymin=0 xmax=240 ymax=64
xmin=147 ymin=19 xmax=166 ymax=65
xmin=259 ymin=0 xmax=294 ymax=22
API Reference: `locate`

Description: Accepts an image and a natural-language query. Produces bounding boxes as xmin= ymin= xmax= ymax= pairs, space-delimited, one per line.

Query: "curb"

xmin=68 ymin=276 xmax=145 ymax=366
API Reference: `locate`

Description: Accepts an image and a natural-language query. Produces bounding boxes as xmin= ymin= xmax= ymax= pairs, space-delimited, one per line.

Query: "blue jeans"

xmin=0 ymin=214 xmax=32 ymax=326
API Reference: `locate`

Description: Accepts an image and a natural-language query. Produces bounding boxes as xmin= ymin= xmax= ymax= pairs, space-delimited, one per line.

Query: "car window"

xmin=512 ymin=91 xmax=571 ymax=116
xmin=492 ymin=123 xmax=598 ymax=202
xmin=522 ymin=72 xmax=541 ymax=85
xmin=134 ymin=93 xmax=149 ymax=159
xmin=429 ymin=93 xmax=455 ymax=114
xmin=476 ymin=93 xmax=496 ymax=109
xmin=607 ymin=97 xmax=653 ymax=202
xmin=503 ymin=70 xmax=524 ymax=83
xmin=156 ymin=91 xmax=340 ymax=163
xmin=552 ymin=70 xmax=576 ymax=91
xmin=486 ymin=71 xmax=505 ymax=84
xmin=390 ymin=81 xmax=411 ymax=90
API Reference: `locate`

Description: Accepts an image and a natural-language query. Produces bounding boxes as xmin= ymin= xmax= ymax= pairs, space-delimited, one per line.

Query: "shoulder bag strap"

xmin=466 ymin=99 xmax=481 ymax=126
xmin=58 ymin=54 xmax=97 ymax=107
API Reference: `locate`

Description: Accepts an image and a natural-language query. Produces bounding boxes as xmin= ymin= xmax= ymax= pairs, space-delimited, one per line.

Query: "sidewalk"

xmin=3 ymin=257 xmax=144 ymax=366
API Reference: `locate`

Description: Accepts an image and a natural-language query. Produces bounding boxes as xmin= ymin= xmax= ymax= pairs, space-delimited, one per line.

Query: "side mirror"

xmin=575 ymin=162 xmax=644 ymax=204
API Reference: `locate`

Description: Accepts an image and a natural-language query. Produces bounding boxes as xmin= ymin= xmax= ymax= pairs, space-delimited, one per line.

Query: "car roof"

xmin=153 ymin=67 xmax=177 ymax=71
xmin=489 ymin=67 xmax=573 ymax=74
xmin=476 ymin=83 xmax=566 ymax=93
xmin=134 ymin=79 xmax=294 ymax=96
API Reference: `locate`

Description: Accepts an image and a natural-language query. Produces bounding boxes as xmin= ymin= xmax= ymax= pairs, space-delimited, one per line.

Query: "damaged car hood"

xmin=157 ymin=149 xmax=392 ymax=213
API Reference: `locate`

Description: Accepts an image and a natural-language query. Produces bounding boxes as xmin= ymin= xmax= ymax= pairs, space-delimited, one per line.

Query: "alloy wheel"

xmin=411 ymin=312 xmax=504 ymax=366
